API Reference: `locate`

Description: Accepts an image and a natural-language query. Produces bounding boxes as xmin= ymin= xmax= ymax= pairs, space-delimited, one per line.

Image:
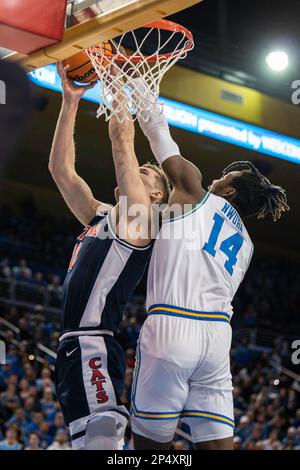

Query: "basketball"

xmin=63 ymin=42 xmax=113 ymax=83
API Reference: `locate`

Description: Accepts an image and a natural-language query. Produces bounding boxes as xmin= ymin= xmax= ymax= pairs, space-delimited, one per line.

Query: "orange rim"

xmin=88 ymin=19 xmax=194 ymax=63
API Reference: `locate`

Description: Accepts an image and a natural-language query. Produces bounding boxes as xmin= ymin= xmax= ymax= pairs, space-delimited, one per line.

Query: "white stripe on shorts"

xmin=79 ymin=335 xmax=117 ymax=415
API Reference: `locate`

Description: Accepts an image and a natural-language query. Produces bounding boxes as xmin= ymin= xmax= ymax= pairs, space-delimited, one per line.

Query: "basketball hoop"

xmin=86 ymin=19 xmax=194 ymax=122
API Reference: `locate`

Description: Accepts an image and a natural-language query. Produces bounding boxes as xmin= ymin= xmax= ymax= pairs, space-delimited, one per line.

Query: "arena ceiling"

xmin=169 ymin=0 xmax=300 ymax=101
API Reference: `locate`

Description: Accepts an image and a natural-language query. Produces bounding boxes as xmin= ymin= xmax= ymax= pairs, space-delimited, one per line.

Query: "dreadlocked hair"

xmin=222 ymin=161 xmax=290 ymax=222
xmin=143 ymin=162 xmax=171 ymax=205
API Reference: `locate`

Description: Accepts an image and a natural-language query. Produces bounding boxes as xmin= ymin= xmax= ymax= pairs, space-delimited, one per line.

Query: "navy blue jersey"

xmin=61 ymin=208 xmax=152 ymax=334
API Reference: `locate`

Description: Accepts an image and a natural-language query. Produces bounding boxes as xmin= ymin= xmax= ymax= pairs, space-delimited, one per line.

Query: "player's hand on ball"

xmin=57 ymin=62 xmax=96 ymax=104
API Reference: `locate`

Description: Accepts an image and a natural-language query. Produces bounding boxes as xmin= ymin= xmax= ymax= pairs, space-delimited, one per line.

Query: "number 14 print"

xmin=203 ymin=213 xmax=244 ymax=275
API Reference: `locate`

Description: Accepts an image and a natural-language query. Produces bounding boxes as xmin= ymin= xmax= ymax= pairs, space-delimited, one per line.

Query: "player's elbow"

xmin=49 ymin=160 xmax=73 ymax=182
xmin=48 ymin=160 xmax=57 ymax=176
xmin=48 ymin=161 xmax=58 ymax=180
xmin=49 ymin=161 xmax=63 ymax=181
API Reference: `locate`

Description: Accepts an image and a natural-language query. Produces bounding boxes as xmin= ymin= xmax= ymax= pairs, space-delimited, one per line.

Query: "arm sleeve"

xmin=132 ymin=78 xmax=181 ymax=165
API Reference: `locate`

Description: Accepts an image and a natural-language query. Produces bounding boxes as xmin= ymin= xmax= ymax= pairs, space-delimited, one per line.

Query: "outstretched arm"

xmin=109 ymin=118 xmax=150 ymax=208
xmin=49 ymin=64 xmax=111 ymax=226
xmin=108 ymin=80 xmax=152 ymax=246
xmin=133 ymin=79 xmax=205 ymax=205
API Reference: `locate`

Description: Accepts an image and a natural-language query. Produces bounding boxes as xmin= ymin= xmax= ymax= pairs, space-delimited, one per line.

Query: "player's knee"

xmin=84 ymin=412 xmax=127 ymax=450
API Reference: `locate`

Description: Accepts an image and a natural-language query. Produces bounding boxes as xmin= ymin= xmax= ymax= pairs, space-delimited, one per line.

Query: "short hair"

xmin=143 ymin=162 xmax=171 ymax=204
xmin=222 ymin=161 xmax=290 ymax=222
xmin=6 ymin=426 xmax=18 ymax=436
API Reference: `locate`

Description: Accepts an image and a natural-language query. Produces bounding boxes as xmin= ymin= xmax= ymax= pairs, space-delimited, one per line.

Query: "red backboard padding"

xmin=0 ymin=0 xmax=67 ymax=54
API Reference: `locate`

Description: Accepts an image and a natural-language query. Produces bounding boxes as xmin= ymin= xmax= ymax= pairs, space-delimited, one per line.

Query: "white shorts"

xmin=131 ymin=310 xmax=234 ymax=443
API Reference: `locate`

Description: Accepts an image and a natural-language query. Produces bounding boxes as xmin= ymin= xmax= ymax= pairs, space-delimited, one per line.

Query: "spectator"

xmin=22 ymin=363 xmax=36 ymax=385
xmin=19 ymin=379 xmax=31 ymax=402
xmin=234 ymin=339 xmax=252 ymax=367
xmin=235 ymin=415 xmax=252 ymax=443
xmin=24 ymin=411 xmax=44 ymax=437
xmin=0 ymin=427 xmax=22 ymax=450
xmin=0 ymin=257 xmax=11 ymax=279
xmin=0 ymin=382 xmax=20 ymax=407
xmin=294 ymin=427 xmax=300 ymax=447
xmin=293 ymin=409 xmax=300 ymax=428
xmin=233 ymin=436 xmax=242 ymax=450
xmin=47 ymin=275 xmax=62 ymax=300
xmin=254 ymin=440 xmax=265 ymax=450
xmin=40 ymin=388 xmax=56 ymax=419
xmin=124 ymin=317 xmax=140 ymax=349
xmin=35 ymin=368 xmax=55 ymax=394
xmin=125 ymin=349 xmax=135 ymax=369
xmin=30 ymin=272 xmax=47 ymax=288
xmin=13 ymin=259 xmax=32 ymax=281
xmin=48 ymin=412 xmax=66 ymax=438
xmin=25 ymin=432 xmax=42 ymax=450
xmin=243 ymin=423 xmax=263 ymax=449
xmin=22 ymin=397 xmax=37 ymax=429
xmin=47 ymin=430 xmax=71 ymax=450
xmin=171 ymin=440 xmax=190 ymax=450
xmin=282 ymin=426 xmax=297 ymax=448
xmin=5 ymin=407 xmax=28 ymax=431
xmin=39 ymin=422 xmax=52 ymax=449
xmin=262 ymin=429 xmax=283 ymax=450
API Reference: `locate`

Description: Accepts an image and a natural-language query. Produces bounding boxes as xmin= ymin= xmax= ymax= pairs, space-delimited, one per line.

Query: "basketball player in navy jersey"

xmin=49 ymin=64 xmax=170 ymax=450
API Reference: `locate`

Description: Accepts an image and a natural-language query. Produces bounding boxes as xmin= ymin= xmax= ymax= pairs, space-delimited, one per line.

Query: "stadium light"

xmin=266 ymin=51 xmax=289 ymax=72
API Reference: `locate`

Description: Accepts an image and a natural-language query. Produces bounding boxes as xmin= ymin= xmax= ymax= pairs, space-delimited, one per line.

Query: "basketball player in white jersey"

xmin=129 ymin=80 xmax=289 ymax=450
xmin=49 ymin=65 xmax=170 ymax=450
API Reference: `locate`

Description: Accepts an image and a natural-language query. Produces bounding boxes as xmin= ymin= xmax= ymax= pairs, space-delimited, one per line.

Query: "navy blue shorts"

xmin=55 ymin=334 xmax=128 ymax=439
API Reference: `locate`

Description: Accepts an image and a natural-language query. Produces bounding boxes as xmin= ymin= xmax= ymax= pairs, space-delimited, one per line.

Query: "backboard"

xmin=3 ymin=0 xmax=202 ymax=72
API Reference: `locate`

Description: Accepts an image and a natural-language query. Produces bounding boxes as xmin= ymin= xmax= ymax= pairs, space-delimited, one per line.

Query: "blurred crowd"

xmin=1 ymin=283 xmax=299 ymax=450
xmin=232 ymin=345 xmax=300 ymax=450
xmin=0 ymin=201 xmax=299 ymax=450
xmin=0 ymin=200 xmax=79 ymax=271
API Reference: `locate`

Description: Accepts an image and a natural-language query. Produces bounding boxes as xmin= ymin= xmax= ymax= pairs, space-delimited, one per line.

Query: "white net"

xmin=86 ymin=20 xmax=194 ymax=122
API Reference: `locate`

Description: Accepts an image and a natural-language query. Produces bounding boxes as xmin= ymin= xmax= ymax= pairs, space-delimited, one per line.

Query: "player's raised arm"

xmin=108 ymin=77 xmax=153 ymax=246
xmin=49 ymin=63 xmax=111 ymax=226
xmin=109 ymin=119 xmax=151 ymax=206
xmin=133 ymin=79 xmax=205 ymax=206
xmin=108 ymin=86 xmax=152 ymax=208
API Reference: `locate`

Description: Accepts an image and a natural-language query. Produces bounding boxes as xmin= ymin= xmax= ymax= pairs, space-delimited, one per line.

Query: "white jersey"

xmin=146 ymin=192 xmax=253 ymax=319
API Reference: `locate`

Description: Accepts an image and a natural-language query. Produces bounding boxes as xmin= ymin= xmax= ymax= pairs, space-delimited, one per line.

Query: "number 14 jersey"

xmin=146 ymin=192 xmax=253 ymax=319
